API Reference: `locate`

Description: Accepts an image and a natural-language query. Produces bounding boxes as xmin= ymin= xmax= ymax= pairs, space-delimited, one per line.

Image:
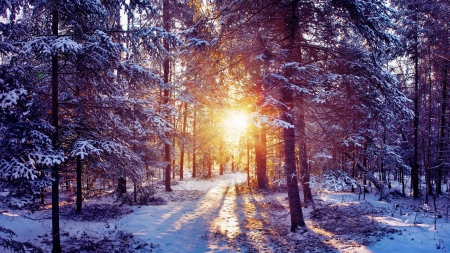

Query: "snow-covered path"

xmin=0 ymin=173 xmax=249 ymax=252
xmin=117 ymin=172 xmax=247 ymax=252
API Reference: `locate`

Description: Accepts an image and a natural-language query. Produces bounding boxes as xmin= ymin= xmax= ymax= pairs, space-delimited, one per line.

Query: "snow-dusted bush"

xmin=115 ymin=184 xmax=158 ymax=206
xmin=322 ymin=170 xmax=358 ymax=192
xmin=413 ymin=203 xmax=431 ymax=225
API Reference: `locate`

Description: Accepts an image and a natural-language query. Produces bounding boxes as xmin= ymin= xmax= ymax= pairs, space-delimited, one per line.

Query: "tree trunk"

xmin=179 ymin=102 xmax=188 ymax=179
xmin=282 ymin=88 xmax=305 ymax=231
xmin=163 ymin=0 xmax=172 ymax=192
xmin=231 ymin=155 xmax=235 ymax=172
xmin=256 ymin=126 xmax=269 ymax=189
xmin=208 ymin=152 xmax=212 ymax=178
xmin=426 ymin=69 xmax=433 ymax=196
xmin=351 ymin=152 xmax=356 ymax=192
xmin=297 ymin=94 xmax=314 ymax=208
xmin=118 ymin=177 xmax=127 ymax=194
xmin=134 ymin=182 xmax=137 ymax=203
xmin=192 ymin=109 xmax=197 ymax=178
xmin=411 ymin=9 xmax=420 ymax=199
xmin=51 ymin=3 xmax=61 ymax=252
xmin=437 ymin=59 xmax=448 ymax=195
xmin=280 ymin=0 xmax=305 ymax=232
xmin=247 ymin=133 xmax=250 ymax=186
xmin=76 ymin=156 xmax=82 ymax=213
xmin=220 ymin=163 xmax=224 ymax=175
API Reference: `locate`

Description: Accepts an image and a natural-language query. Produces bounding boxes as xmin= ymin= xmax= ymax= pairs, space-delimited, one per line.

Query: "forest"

xmin=0 ymin=0 xmax=449 ymax=252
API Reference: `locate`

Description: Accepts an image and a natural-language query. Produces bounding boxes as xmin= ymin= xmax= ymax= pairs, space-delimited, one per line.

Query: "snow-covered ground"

xmin=314 ymin=190 xmax=450 ymax=253
xmin=0 ymin=173 xmax=248 ymax=252
xmin=1 ymin=172 xmax=449 ymax=252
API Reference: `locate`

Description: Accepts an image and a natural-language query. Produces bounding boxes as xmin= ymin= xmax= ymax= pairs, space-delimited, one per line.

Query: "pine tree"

xmin=0 ymin=0 xmax=179 ymax=250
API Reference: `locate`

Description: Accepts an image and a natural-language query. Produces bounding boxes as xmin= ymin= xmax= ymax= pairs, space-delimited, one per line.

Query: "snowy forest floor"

xmin=1 ymin=172 xmax=450 ymax=252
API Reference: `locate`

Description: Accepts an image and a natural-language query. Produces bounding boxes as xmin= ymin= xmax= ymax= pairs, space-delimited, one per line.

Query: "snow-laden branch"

xmin=0 ymin=158 xmax=38 ymax=180
xmin=71 ymin=140 xmax=102 ymax=159
xmin=0 ymin=88 xmax=27 ymax=109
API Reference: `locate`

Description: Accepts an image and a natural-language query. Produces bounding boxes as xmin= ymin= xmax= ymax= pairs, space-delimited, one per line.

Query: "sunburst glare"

xmin=223 ymin=110 xmax=249 ymax=143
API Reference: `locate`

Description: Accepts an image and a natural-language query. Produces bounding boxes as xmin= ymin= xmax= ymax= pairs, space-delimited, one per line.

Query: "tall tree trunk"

xmin=163 ymin=0 xmax=172 ymax=192
xmin=411 ymin=7 xmax=420 ymax=199
xmin=255 ymin=78 xmax=269 ymax=189
xmin=51 ymin=2 xmax=61 ymax=252
xmin=282 ymin=88 xmax=305 ymax=231
xmin=192 ymin=109 xmax=197 ymax=178
xmin=76 ymin=156 xmax=82 ymax=212
xmin=231 ymin=155 xmax=235 ymax=172
xmin=297 ymin=94 xmax=314 ymax=208
xmin=281 ymin=0 xmax=305 ymax=232
xmin=351 ymin=153 xmax=356 ymax=192
xmin=179 ymin=102 xmax=188 ymax=179
xmin=208 ymin=151 xmax=212 ymax=178
xmin=426 ymin=67 xmax=433 ymax=196
xmin=256 ymin=126 xmax=268 ymax=189
xmin=247 ymin=133 xmax=250 ymax=186
xmin=437 ymin=59 xmax=448 ymax=194
xmin=40 ymin=171 xmax=45 ymax=204
xmin=220 ymin=163 xmax=224 ymax=175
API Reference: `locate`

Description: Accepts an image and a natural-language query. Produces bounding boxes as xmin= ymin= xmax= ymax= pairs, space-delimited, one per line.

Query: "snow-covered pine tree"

xmin=1 ymin=0 xmax=180 ymax=251
xmin=0 ymin=0 xmax=64 ymax=209
xmin=392 ymin=0 xmax=450 ymax=197
xmin=299 ymin=0 xmax=412 ymax=200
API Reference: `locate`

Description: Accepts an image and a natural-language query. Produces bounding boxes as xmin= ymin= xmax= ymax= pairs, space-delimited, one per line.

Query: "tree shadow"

xmin=222 ymin=185 xmax=399 ymax=252
xmin=217 ymin=184 xmax=332 ymax=252
xmin=307 ymin=200 xmax=400 ymax=251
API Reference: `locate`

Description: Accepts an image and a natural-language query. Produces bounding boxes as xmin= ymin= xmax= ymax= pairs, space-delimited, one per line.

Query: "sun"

xmin=223 ymin=110 xmax=249 ymax=143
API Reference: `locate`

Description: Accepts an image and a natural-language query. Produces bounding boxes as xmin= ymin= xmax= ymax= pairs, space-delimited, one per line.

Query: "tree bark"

xmin=282 ymin=88 xmax=306 ymax=231
xmin=76 ymin=156 xmax=82 ymax=212
xmin=281 ymin=0 xmax=306 ymax=232
xmin=179 ymin=102 xmax=188 ymax=179
xmin=255 ymin=77 xmax=269 ymax=189
xmin=297 ymin=94 xmax=314 ymax=208
xmin=220 ymin=163 xmax=224 ymax=175
xmin=426 ymin=69 xmax=433 ymax=196
xmin=208 ymin=152 xmax=212 ymax=178
xmin=411 ymin=6 xmax=420 ymax=199
xmin=51 ymin=2 xmax=61 ymax=252
xmin=163 ymin=0 xmax=172 ymax=191
xmin=247 ymin=133 xmax=250 ymax=186
xmin=437 ymin=59 xmax=448 ymax=194
xmin=256 ymin=126 xmax=269 ymax=189
xmin=192 ymin=109 xmax=197 ymax=178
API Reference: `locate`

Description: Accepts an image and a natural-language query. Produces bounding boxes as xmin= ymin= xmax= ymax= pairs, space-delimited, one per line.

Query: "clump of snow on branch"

xmin=270 ymin=118 xmax=294 ymax=129
xmin=28 ymin=152 xmax=65 ymax=167
xmin=71 ymin=140 xmax=102 ymax=159
xmin=0 ymin=88 xmax=27 ymax=109
xmin=0 ymin=158 xmax=38 ymax=180
xmin=28 ymin=130 xmax=52 ymax=150
xmin=265 ymin=73 xmax=289 ymax=84
xmin=9 ymin=197 xmax=33 ymax=208
xmin=51 ymin=37 xmax=82 ymax=54
xmin=186 ymin=38 xmax=210 ymax=49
